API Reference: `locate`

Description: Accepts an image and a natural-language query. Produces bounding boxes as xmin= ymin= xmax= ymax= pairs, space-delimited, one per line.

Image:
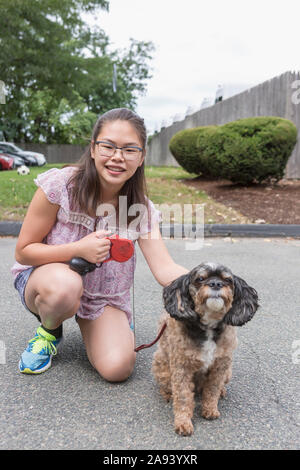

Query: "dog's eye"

xmin=223 ymin=278 xmax=233 ymax=284
xmin=195 ymin=276 xmax=204 ymax=283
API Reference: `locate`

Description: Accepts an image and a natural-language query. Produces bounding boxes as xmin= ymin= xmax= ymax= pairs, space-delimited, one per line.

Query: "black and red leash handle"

xmin=69 ymin=234 xmax=134 ymax=275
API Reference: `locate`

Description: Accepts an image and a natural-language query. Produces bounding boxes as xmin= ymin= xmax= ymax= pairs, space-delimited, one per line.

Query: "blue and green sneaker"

xmin=19 ymin=326 xmax=62 ymax=374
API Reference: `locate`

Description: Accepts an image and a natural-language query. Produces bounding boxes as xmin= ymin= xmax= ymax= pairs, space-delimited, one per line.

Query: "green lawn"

xmin=0 ymin=164 xmax=65 ymax=220
xmin=145 ymin=166 xmax=208 ymax=205
xmin=0 ymin=164 xmax=248 ymax=224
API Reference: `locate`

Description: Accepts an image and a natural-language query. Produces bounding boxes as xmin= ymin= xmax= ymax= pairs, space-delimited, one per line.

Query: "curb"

xmin=1 ymin=221 xmax=300 ymax=238
xmin=161 ymin=224 xmax=300 ymax=238
xmin=0 ymin=221 xmax=22 ymax=237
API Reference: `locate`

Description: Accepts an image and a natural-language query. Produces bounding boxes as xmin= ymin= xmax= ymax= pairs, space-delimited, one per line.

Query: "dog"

xmin=152 ymin=262 xmax=259 ymax=436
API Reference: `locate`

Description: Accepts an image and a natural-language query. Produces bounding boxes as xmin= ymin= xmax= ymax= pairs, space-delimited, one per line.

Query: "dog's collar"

xmin=182 ymin=317 xmax=225 ymax=341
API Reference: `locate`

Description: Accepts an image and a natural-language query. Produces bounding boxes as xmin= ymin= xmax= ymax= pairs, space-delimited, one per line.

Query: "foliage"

xmin=0 ymin=0 xmax=154 ymax=144
xmin=20 ymin=89 xmax=97 ymax=144
xmin=169 ymin=117 xmax=298 ymax=184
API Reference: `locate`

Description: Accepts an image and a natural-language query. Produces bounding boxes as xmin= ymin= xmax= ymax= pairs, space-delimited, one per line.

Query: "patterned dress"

xmin=11 ymin=166 xmax=161 ymax=325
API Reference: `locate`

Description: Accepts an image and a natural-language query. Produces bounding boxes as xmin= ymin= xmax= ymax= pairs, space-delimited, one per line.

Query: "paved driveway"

xmin=0 ymin=236 xmax=299 ymax=450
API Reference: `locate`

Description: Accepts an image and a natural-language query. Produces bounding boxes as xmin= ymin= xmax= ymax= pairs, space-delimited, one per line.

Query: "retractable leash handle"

xmin=69 ymin=235 xmax=134 ymax=276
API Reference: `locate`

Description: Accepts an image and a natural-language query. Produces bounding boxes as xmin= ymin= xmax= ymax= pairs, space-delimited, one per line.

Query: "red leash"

xmin=134 ymin=322 xmax=167 ymax=352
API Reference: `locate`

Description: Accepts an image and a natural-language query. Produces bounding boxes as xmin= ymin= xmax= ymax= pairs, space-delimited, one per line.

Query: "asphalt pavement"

xmin=0 ymin=236 xmax=299 ymax=450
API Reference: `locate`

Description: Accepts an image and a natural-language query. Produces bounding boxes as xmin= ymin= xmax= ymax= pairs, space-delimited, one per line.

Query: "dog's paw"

xmin=174 ymin=417 xmax=194 ymax=436
xmin=201 ymin=406 xmax=220 ymax=420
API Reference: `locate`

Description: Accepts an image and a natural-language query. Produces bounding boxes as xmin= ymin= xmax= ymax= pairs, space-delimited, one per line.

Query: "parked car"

xmin=10 ymin=152 xmax=35 ymax=166
xmin=0 ymin=152 xmax=26 ymax=168
xmin=0 ymin=153 xmax=14 ymax=170
xmin=0 ymin=142 xmax=47 ymax=166
xmin=0 ymin=143 xmax=37 ymax=166
xmin=12 ymin=155 xmax=27 ymax=168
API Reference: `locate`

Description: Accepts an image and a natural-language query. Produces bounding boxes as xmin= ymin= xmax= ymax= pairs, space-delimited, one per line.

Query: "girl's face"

xmin=91 ymin=119 xmax=145 ymax=198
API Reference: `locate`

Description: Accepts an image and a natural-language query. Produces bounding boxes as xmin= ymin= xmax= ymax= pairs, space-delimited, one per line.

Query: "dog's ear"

xmin=163 ymin=273 xmax=197 ymax=322
xmin=224 ymin=275 xmax=259 ymax=326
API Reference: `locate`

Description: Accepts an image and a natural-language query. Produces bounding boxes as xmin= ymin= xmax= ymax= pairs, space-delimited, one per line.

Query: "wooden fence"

xmin=146 ymin=71 xmax=300 ymax=178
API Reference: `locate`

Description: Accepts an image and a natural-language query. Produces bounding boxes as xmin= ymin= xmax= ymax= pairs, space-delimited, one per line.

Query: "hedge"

xmin=169 ymin=117 xmax=297 ymax=184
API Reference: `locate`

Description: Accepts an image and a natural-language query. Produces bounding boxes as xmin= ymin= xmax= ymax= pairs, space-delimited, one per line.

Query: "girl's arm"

xmin=137 ymin=223 xmax=189 ymax=287
xmin=15 ymin=188 xmax=111 ymax=266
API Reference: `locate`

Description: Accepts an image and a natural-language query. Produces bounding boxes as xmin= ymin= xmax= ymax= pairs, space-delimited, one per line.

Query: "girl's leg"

xmin=77 ymin=306 xmax=136 ymax=383
xmin=24 ymin=263 xmax=83 ymax=329
xmin=19 ymin=263 xmax=83 ymax=374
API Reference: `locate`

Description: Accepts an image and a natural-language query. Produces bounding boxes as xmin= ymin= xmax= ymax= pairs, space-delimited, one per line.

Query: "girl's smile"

xmin=105 ymin=164 xmax=126 ymax=176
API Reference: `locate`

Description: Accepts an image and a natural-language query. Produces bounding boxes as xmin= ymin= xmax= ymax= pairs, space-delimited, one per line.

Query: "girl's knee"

xmin=41 ymin=287 xmax=80 ymax=312
xmin=93 ymin=350 xmax=136 ymax=383
xmin=37 ymin=274 xmax=83 ymax=317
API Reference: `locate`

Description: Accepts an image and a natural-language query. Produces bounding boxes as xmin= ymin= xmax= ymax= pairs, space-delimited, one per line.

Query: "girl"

xmin=12 ymin=108 xmax=188 ymax=381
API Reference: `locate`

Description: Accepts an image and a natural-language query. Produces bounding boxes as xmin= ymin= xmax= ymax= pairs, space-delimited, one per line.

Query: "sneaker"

xmin=19 ymin=326 xmax=62 ymax=374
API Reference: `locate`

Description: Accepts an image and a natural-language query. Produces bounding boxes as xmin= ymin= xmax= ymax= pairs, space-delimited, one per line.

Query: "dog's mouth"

xmin=194 ymin=295 xmax=228 ymax=327
xmin=194 ymin=287 xmax=230 ymax=309
xmin=192 ymin=287 xmax=233 ymax=327
xmin=205 ymin=296 xmax=225 ymax=312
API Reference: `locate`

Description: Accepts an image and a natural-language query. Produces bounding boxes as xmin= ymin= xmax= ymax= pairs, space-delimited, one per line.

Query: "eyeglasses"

xmin=95 ymin=141 xmax=143 ymax=160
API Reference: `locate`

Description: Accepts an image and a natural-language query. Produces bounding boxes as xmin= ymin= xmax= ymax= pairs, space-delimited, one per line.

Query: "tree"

xmin=0 ymin=0 xmax=154 ymax=143
xmin=21 ymin=88 xmax=97 ymax=144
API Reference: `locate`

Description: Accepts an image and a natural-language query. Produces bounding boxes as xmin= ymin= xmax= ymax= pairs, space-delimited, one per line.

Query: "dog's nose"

xmin=208 ymin=279 xmax=224 ymax=290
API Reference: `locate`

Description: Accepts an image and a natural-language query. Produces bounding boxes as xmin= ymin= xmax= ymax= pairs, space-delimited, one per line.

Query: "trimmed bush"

xmin=169 ymin=117 xmax=297 ymax=184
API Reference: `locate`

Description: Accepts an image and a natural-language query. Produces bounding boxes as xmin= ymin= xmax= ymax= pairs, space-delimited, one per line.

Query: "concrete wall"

xmin=146 ymin=71 xmax=300 ymax=178
xmin=16 ymin=143 xmax=88 ymax=164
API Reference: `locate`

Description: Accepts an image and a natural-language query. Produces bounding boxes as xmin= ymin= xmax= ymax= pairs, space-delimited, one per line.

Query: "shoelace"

xmin=28 ymin=334 xmax=58 ymax=356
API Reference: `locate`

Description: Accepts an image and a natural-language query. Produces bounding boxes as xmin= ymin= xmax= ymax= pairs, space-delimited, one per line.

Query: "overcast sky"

xmin=87 ymin=0 xmax=300 ymax=134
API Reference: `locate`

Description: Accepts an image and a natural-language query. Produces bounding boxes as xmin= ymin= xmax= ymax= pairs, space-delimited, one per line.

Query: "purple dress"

xmin=11 ymin=167 xmax=161 ymax=325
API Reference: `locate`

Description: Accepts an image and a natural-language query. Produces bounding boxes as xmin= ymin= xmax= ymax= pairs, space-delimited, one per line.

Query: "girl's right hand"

xmin=74 ymin=230 xmax=112 ymax=264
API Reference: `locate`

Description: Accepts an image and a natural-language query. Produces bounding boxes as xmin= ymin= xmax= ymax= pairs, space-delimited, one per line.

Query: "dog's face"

xmin=163 ymin=262 xmax=259 ymax=327
xmin=188 ymin=263 xmax=234 ymax=326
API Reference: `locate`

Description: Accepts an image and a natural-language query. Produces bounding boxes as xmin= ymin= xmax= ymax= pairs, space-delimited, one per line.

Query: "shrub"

xmin=169 ymin=117 xmax=297 ymax=184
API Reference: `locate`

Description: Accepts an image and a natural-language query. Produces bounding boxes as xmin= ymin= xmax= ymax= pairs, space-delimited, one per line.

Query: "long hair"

xmin=67 ymin=108 xmax=148 ymax=225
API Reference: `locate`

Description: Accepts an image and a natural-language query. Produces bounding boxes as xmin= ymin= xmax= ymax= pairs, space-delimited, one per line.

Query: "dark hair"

xmin=67 ymin=108 xmax=148 ymax=223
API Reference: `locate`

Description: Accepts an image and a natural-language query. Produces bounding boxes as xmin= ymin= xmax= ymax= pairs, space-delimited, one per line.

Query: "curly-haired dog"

xmin=152 ymin=262 xmax=259 ymax=436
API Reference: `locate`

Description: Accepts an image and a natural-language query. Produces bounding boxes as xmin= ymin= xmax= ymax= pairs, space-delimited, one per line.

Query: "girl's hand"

xmin=75 ymin=230 xmax=112 ymax=264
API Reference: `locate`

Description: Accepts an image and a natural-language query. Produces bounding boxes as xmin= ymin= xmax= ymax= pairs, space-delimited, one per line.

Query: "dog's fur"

xmin=152 ymin=262 xmax=259 ymax=436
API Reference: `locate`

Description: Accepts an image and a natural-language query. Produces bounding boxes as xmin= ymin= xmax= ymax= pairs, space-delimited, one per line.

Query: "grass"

xmin=145 ymin=166 xmax=208 ymax=223
xmin=0 ymin=164 xmax=248 ymax=224
xmin=0 ymin=164 xmax=65 ymax=220
xmin=145 ymin=167 xmax=249 ymax=223
xmin=145 ymin=166 xmax=207 ymax=203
